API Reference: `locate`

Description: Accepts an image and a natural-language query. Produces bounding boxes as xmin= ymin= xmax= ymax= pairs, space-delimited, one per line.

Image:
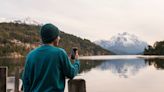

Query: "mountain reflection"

xmin=80 ymin=58 xmax=164 ymax=78
xmin=97 ymin=59 xmax=146 ymax=78
xmin=79 ymin=59 xmax=147 ymax=77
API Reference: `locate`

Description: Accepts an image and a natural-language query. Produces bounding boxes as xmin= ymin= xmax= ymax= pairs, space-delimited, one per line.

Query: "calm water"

xmin=0 ymin=55 xmax=164 ymax=92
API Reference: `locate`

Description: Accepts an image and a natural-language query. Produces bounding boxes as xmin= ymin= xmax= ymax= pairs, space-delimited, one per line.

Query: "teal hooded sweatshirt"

xmin=22 ymin=45 xmax=80 ymax=92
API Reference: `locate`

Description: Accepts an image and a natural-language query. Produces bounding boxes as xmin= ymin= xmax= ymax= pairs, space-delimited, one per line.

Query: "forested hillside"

xmin=144 ymin=41 xmax=164 ymax=55
xmin=0 ymin=23 xmax=113 ymax=57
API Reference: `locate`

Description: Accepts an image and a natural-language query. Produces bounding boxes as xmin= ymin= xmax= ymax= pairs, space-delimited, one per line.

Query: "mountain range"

xmin=0 ymin=17 xmax=150 ymax=56
xmin=95 ymin=32 xmax=148 ymax=55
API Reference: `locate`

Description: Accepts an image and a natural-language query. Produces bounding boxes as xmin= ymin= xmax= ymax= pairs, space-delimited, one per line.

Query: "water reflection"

xmin=79 ymin=60 xmax=105 ymax=73
xmin=79 ymin=58 xmax=164 ymax=92
xmin=1 ymin=57 xmax=164 ymax=92
xmin=0 ymin=58 xmax=164 ymax=77
xmin=145 ymin=59 xmax=164 ymax=69
xmin=80 ymin=58 xmax=164 ymax=78
xmin=97 ymin=59 xmax=146 ymax=78
xmin=0 ymin=58 xmax=25 ymax=76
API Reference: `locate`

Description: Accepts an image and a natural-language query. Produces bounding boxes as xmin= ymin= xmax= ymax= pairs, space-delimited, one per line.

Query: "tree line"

xmin=144 ymin=41 xmax=164 ymax=55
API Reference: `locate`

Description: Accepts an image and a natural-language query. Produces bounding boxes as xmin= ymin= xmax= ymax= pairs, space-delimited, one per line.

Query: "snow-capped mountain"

xmin=95 ymin=32 xmax=148 ymax=55
xmin=0 ymin=17 xmax=41 ymax=25
xmin=0 ymin=18 xmax=11 ymax=23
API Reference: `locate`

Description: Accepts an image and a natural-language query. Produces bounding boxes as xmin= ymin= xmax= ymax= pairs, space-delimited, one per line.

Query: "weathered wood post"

xmin=14 ymin=67 xmax=19 ymax=92
xmin=68 ymin=79 xmax=86 ymax=92
xmin=0 ymin=67 xmax=7 ymax=92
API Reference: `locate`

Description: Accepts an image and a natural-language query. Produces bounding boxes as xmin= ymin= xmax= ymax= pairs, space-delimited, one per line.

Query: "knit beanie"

xmin=40 ymin=23 xmax=60 ymax=43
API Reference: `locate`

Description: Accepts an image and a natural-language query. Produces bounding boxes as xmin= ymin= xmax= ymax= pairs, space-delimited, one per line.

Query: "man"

xmin=23 ymin=23 xmax=80 ymax=92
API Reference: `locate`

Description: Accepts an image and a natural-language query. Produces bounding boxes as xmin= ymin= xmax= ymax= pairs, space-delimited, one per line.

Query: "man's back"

xmin=23 ymin=45 xmax=80 ymax=92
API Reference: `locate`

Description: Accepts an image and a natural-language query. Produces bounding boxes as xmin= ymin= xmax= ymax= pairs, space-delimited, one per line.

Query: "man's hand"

xmin=75 ymin=51 xmax=79 ymax=60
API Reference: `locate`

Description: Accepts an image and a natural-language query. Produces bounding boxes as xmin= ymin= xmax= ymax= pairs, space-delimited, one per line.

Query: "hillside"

xmin=0 ymin=23 xmax=113 ymax=57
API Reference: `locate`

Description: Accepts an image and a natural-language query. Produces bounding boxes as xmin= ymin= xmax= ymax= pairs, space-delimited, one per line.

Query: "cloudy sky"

xmin=1 ymin=0 xmax=164 ymax=45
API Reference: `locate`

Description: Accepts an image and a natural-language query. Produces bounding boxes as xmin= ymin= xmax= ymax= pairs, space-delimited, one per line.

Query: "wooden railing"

xmin=0 ymin=67 xmax=7 ymax=92
xmin=0 ymin=67 xmax=86 ymax=92
xmin=68 ymin=79 xmax=86 ymax=92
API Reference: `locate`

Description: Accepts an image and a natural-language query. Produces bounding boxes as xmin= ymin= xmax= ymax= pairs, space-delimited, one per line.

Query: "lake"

xmin=0 ymin=55 xmax=164 ymax=92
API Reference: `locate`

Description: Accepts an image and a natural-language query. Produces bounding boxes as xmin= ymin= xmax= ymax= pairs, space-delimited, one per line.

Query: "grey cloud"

xmin=0 ymin=0 xmax=164 ymax=45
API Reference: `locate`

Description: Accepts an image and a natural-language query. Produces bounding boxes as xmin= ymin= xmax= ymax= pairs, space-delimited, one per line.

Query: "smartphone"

xmin=71 ymin=47 xmax=78 ymax=59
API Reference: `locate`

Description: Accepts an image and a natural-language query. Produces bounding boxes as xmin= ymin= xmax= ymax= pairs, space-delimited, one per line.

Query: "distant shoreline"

xmin=1 ymin=55 xmax=164 ymax=60
xmin=79 ymin=55 xmax=164 ymax=60
xmin=0 ymin=56 xmax=25 ymax=59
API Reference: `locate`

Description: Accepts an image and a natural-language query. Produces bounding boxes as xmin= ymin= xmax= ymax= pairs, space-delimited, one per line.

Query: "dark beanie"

xmin=40 ymin=23 xmax=60 ymax=43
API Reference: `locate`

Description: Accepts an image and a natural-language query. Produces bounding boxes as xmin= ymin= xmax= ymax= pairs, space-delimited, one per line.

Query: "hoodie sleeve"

xmin=22 ymin=56 xmax=31 ymax=92
xmin=59 ymin=49 xmax=80 ymax=79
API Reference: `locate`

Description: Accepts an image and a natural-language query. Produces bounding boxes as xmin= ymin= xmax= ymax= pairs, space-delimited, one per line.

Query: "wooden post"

xmin=68 ymin=79 xmax=86 ymax=92
xmin=0 ymin=67 xmax=7 ymax=92
xmin=14 ymin=67 xmax=19 ymax=92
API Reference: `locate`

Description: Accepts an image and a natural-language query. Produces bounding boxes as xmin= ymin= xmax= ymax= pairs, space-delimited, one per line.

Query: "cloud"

xmin=0 ymin=0 xmax=164 ymax=45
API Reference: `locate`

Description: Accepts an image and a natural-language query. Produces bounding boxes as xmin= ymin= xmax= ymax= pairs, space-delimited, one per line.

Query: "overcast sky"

xmin=0 ymin=0 xmax=164 ymax=45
